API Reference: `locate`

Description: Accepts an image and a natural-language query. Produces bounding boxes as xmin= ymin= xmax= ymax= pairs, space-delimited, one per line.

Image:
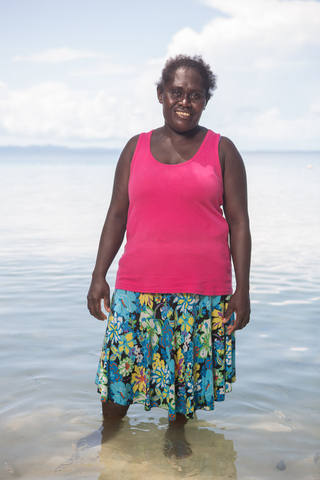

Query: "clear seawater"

xmin=0 ymin=149 xmax=319 ymax=480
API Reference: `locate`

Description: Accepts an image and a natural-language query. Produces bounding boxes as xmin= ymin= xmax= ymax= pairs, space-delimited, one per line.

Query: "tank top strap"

xmin=196 ymin=130 xmax=222 ymax=181
xmin=131 ymin=129 xmax=221 ymax=172
xmin=130 ymin=131 xmax=153 ymax=171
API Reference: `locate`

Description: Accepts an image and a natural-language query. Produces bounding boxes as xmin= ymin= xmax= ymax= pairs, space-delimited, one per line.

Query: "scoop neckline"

xmin=149 ymin=129 xmax=211 ymax=167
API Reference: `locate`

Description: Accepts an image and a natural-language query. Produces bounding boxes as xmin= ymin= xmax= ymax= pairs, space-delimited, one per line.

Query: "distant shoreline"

xmin=0 ymin=145 xmax=122 ymax=155
xmin=0 ymin=145 xmax=319 ymax=155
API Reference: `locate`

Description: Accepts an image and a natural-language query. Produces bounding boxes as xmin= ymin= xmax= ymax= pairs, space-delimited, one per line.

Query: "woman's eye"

xmin=190 ymin=93 xmax=200 ymax=99
xmin=172 ymin=90 xmax=181 ymax=96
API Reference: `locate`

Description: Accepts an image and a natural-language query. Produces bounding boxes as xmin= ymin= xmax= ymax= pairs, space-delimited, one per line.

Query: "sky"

xmin=0 ymin=0 xmax=319 ymax=151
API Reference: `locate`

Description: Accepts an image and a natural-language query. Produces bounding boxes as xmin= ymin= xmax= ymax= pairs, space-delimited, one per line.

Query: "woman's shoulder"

xmin=124 ymin=130 xmax=155 ymax=152
xmin=118 ymin=131 xmax=153 ymax=169
xmin=124 ymin=133 xmax=141 ymax=152
xmin=218 ymin=136 xmax=246 ymax=179
xmin=218 ymin=136 xmax=243 ymax=160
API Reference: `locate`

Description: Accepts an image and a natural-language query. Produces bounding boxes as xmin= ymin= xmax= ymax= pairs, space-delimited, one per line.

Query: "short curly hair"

xmin=156 ymin=54 xmax=217 ymax=99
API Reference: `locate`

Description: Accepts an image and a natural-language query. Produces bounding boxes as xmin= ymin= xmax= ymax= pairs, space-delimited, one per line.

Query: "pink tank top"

xmin=115 ymin=129 xmax=232 ymax=295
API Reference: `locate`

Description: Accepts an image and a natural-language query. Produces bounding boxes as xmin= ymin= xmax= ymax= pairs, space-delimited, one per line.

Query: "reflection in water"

xmin=78 ymin=415 xmax=237 ymax=480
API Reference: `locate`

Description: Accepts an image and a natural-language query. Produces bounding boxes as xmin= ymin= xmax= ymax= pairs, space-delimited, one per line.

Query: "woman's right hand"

xmin=87 ymin=276 xmax=111 ymax=321
xmin=86 ymin=135 xmax=139 ymax=321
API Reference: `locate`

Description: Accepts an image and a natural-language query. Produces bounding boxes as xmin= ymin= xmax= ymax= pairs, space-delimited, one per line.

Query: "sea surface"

xmin=0 ymin=148 xmax=319 ymax=480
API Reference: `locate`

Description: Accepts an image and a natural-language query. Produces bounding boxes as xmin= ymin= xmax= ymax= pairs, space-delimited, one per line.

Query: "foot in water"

xmin=77 ymin=417 xmax=125 ymax=450
xmin=77 ymin=401 xmax=129 ymax=450
xmin=164 ymin=419 xmax=192 ymax=459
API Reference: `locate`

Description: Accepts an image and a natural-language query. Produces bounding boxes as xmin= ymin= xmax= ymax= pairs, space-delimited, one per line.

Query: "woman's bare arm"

xmin=87 ymin=135 xmax=139 ymax=320
xmin=219 ymin=136 xmax=251 ymax=334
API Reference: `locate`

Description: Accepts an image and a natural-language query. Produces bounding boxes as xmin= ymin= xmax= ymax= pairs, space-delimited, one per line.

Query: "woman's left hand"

xmin=222 ymin=289 xmax=251 ymax=334
xmin=219 ymin=136 xmax=251 ymax=336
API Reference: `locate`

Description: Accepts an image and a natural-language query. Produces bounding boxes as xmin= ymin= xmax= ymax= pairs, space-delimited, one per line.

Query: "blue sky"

xmin=0 ymin=0 xmax=319 ymax=150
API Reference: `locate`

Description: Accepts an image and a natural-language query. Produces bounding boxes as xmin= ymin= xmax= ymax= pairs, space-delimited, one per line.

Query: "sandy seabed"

xmin=1 ymin=402 xmax=320 ymax=480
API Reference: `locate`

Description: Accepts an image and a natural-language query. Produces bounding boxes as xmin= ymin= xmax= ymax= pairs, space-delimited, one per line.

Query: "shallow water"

xmin=0 ymin=150 xmax=320 ymax=479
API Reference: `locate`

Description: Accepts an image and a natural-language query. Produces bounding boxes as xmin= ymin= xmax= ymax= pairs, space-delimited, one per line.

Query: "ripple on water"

xmin=1 ymin=153 xmax=320 ymax=479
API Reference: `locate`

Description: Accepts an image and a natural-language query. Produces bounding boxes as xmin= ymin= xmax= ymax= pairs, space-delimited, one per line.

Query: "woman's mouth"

xmin=175 ymin=111 xmax=191 ymax=118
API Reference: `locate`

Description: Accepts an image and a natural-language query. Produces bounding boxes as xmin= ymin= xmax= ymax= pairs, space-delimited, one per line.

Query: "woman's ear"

xmin=157 ymin=87 xmax=163 ymax=104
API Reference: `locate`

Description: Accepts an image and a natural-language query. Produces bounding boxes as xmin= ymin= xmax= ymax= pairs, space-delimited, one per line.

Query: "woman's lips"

xmin=175 ymin=111 xmax=191 ymax=118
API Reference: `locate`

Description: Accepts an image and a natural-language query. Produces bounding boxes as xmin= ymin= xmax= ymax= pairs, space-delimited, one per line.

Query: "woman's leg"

xmin=102 ymin=400 xmax=129 ymax=419
xmin=165 ymin=413 xmax=192 ymax=459
xmin=100 ymin=401 xmax=129 ymax=444
xmin=76 ymin=401 xmax=129 ymax=449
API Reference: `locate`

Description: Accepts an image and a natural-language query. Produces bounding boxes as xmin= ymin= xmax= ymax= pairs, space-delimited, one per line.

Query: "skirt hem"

xmin=96 ymin=378 xmax=236 ymax=420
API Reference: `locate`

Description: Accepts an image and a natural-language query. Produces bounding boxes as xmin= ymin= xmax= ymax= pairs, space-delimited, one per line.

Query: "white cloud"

xmin=229 ymin=105 xmax=320 ymax=149
xmin=0 ymin=81 xmax=116 ymax=146
xmin=2 ymin=0 xmax=320 ymax=149
xmin=0 ymin=78 xmax=163 ymax=148
xmin=12 ymin=47 xmax=104 ymax=63
xmin=159 ymin=0 xmax=320 ymax=150
xmin=199 ymin=0 xmax=320 ymax=47
xmin=165 ymin=0 xmax=320 ymax=68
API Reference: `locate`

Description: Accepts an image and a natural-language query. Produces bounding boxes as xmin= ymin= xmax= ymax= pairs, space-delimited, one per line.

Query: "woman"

xmin=87 ymin=55 xmax=251 ymax=458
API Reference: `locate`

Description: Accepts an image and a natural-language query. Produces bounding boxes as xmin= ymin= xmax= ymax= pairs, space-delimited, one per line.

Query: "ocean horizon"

xmin=1 ymin=144 xmax=320 ymax=154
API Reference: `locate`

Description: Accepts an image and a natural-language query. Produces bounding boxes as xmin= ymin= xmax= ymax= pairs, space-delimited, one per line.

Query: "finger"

xmin=227 ymin=324 xmax=236 ymax=335
xmin=227 ymin=316 xmax=239 ymax=334
xmin=227 ymin=314 xmax=249 ymax=334
xmin=98 ymin=309 xmax=107 ymax=320
xmin=222 ymin=304 xmax=234 ymax=323
xmin=103 ymin=295 xmax=111 ymax=313
xmin=94 ymin=298 xmax=107 ymax=320
xmin=88 ymin=297 xmax=107 ymax=321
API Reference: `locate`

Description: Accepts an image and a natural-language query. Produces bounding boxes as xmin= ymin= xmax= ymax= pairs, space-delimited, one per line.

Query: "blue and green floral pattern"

xmin=95 ymin=290 xmax=236 ymax=420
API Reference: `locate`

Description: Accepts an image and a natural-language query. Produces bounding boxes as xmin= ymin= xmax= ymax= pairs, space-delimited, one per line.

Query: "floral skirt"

xmin=95 ymin=290 xmax=236 ymax=420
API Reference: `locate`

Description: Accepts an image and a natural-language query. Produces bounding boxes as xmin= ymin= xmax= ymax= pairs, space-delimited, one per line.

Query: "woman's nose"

xmin=179 ymin=94 xmax=190 ymax=106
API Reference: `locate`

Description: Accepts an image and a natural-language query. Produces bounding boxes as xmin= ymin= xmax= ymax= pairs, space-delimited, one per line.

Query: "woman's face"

xmin=158 ymin=67 xmax=208 ymax=133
